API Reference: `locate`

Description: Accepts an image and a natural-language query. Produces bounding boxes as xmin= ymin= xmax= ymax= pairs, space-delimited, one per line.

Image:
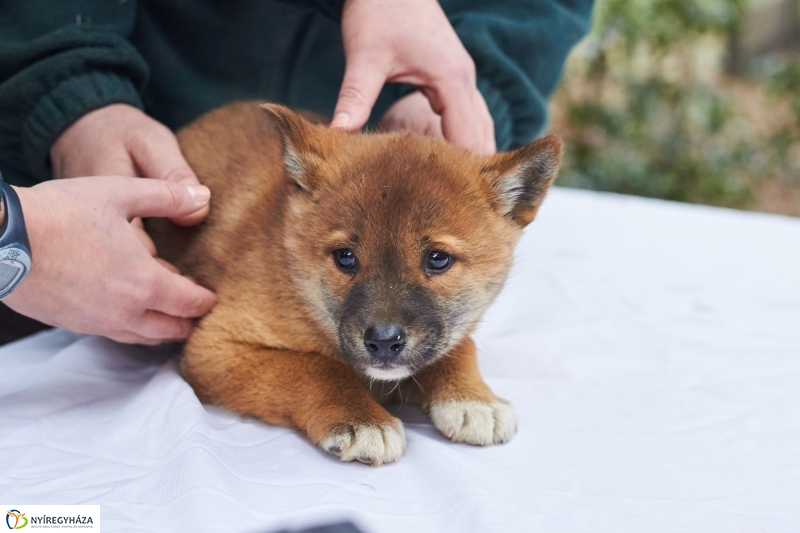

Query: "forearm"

xmin=2 ymin=176 xmax=215 ymax=344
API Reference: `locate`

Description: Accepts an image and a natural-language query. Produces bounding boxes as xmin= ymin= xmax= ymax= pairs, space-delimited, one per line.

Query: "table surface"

xmin=2 ymin=187 xmax=799 ymax=533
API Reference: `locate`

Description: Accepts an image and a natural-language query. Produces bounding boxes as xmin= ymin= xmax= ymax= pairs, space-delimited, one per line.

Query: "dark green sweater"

xmin=0 ymin=0 xmax=593 ymax=187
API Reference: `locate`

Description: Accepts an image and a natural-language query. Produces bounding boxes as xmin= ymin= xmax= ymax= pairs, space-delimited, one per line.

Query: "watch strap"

xmin=1 ymin=182 xmax=31 ymax=254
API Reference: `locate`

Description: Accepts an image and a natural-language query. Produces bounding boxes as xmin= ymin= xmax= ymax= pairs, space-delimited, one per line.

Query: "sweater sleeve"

xmin=273 ymin=0 xmax=345 ymax=21
xmin=440 ymin=0 xmax=594 ymax=151
xmin=0 ymin=2 xmax=149 ymax=186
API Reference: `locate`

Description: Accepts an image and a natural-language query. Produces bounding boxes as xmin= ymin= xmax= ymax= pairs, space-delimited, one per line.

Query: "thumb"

xmin=331 ymin=54 xmax=388 ymax=131
xmin=128 ymin=126 xmax=207 ymax=226
xmin=116 ymin=178 xmax=211 ymax=221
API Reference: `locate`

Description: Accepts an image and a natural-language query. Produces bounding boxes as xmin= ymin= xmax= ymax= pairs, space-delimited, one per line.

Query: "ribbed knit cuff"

xmin=21 ymin=71 xmax=143 ymax=183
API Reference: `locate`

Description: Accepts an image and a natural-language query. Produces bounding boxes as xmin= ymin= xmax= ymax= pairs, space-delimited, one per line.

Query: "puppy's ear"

xmin=260 ymin=104 xmax=326 ymax=192
xmin=483 ymin=135 xmax=563 ymax=227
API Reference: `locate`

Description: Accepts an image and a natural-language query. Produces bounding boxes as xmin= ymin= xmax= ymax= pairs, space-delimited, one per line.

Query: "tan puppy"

xmin=149 ymin=102 xmax=562 ymax=466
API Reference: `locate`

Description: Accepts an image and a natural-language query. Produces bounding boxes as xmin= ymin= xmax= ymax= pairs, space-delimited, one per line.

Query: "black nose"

xmin=364 ymin=325 xmax=406 ymax=361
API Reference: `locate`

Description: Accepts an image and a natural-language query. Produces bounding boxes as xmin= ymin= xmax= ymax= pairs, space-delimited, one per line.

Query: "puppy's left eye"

xmin=334 ymin=249 xmax=357 ymax=271
xmin=426 ymin=250 xmax=453 ymax=273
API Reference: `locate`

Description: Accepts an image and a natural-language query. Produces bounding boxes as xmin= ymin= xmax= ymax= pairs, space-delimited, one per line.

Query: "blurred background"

xmin=549 ymin=0 xmax=800 ymax=216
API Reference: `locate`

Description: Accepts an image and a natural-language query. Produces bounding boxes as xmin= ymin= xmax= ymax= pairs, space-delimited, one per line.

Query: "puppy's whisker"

xmin=462 ymin=302 xmax=494 ymax=315
xmin=409 ymin=374 xmax=425 ymax=395
xmin=448 ymin=321 xmax=484 ymax=329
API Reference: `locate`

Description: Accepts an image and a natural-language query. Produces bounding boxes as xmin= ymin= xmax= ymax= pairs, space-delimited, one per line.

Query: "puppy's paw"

xmin=429 ymin=398 xmax=517 ymax=445
xmin=320 ymin=417 xmax=406 ymax=466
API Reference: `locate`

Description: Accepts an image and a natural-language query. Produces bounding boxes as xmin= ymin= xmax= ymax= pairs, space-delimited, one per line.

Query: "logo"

xmin=0 ymin=505 xmax=97 ymax=532
xmin=5 ymin=510 xmax=27 ymax=530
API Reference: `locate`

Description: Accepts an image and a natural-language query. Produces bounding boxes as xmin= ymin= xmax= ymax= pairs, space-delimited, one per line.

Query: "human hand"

xmin=379 ymin=91 xmax=443 ymax=140
xmin=4 ymin=177 xmax=217 ymax=345
xmin=50 ymin=104 xmax=207 ymax=226
xmin=332 ymin=0 xmax=496 ymax=154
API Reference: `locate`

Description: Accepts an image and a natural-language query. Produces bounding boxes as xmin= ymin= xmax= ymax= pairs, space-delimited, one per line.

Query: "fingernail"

xmin=332 ymin=113 xmax=350 ymax=128
xmin=186 ymin=185 xmax=210 ymax=205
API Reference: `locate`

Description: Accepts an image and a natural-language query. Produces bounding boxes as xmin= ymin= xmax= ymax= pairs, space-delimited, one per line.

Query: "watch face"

xmin=0 ymin=260 xmax=22 ymax=288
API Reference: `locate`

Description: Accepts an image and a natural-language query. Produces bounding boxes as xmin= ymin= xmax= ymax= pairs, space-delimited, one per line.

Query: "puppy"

xmin=149 ymin=102 xmax=562 ymax=466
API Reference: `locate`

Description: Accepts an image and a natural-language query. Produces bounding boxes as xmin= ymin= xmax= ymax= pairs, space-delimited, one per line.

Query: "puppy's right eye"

xmin=334 ymin=249 xmax=357 ymax=272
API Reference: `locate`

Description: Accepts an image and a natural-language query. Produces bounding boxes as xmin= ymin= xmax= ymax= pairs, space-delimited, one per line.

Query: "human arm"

xmin=331 ymin=0 xmax=495 ymax=154
xmin=50 ymin=103 xmax=207 ymax=225
xmin=324 ymin=0 xmax=593 ymax=152
xmin=2 ymin=177 xmax=216 ymax=344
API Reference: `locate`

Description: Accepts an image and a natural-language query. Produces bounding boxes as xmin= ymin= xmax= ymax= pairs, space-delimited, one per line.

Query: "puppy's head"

xmin=263 ymin=104 xmax=561 ymax=381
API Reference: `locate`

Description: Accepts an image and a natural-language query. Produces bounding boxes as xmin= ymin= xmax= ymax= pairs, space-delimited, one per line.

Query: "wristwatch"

xmin=0 ymin=181 xmax=32 ymax=299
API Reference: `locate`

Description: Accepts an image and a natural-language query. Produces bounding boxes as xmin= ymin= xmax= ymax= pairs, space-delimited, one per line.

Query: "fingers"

xmin=113 ymin=264 xmax=215 ymax=345
xmin=53 ymin=151 xmax=138 ymax=181
xmin=462 ymin=89 xmax=496 ymax=154
xmin=127 ymin=125 xmax=208 ymax=226
xmin=131 ymin=310 xmax=196 ymax=342
xmin=148 ymin=266 xmax=217 ymax=319
xmin=108 ymin=261 xmax=211 ymax=345
xmin=107 ymin=310 xmax=200 ymax=347
xmin=107 ymin=330 xmax=164 ymax=346
xmin=332 ymin=53 xmax=389 ymax=131
xmin=378 ymin=91 xmax=444 ymax=138
xmin=334 ymin=0 xmax=494 ymax=152
xmin=424 ymin=83 xmax=496 ymax=155
xmin=115 ymin=178 xmax=210 ymax=221
xmin=132 ymin=218 xmax=157 ymax=256
xmin=128 ymin=125 xmax=198 ymax=185
xmin=49 ymin=104 xmax=141 ymax=180
xmin=155 ymin=257 xmax=180 ymax=274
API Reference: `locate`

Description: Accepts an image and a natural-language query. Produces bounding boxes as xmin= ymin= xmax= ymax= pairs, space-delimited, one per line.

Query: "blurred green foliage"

xmin=769 ymin=62 xmax=800 ymax=155
xmin=554 ymin=0 xmax=800 ymax=209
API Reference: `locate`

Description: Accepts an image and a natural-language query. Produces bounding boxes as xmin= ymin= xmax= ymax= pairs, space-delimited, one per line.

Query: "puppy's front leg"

xmin=181 ymin=338 xmax=405 ymax=465
xmin=411 ymin=337 xmax=517 ymax=445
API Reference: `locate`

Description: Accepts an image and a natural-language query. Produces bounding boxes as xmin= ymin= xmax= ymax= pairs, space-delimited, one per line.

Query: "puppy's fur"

xmin=149 ymin=102 xmax=562 ymax=466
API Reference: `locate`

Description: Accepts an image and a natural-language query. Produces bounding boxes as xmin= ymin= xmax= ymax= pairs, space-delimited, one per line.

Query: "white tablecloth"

xmin=2 ymin=188 xmax=799 ymax=533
